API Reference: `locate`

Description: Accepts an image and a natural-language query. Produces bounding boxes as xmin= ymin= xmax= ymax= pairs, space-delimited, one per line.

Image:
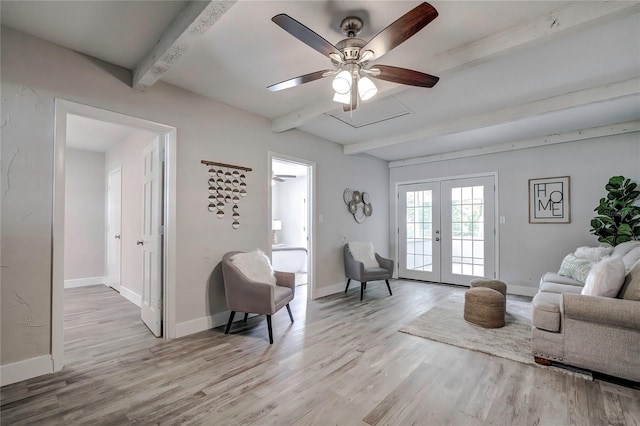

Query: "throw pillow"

xmin=231 ymin=249 xmax=276 ymax=285
xmin=622 ymin=246 xmax=640 ymax=272
xmin=618 ymin=259 xmax=640 ymax=301
xmin=348 ymin=241 xmax=379 ymax=268
xmin=581 ymin=256 xmax=626 ymax=298
xmin=558 ymin=253 xmax=595 ymax=283
xmin=574 ymin=246 xmax=613 ymax=261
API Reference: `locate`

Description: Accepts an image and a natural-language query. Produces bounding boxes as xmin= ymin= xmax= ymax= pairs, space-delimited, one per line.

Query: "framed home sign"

xmin=529 ymin=176 xmax=570 ymax=223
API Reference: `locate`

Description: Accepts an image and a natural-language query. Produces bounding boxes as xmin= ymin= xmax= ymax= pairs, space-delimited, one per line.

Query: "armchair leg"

xmin=225 ymin=311 xmax=236 ymax=334
xmin=386 ymin=279 xmax=393 ymax=296
xmin=360 ymin=282 xmax=366 ymax=301
xmin=286 ymin=304 xmax=294 ymax=322
xmin=243 ymin=313 xmax=249 ymax=323
xmin=345 ymin=279 xmax=351 ymax=293
xmin=266 ymin=315 xmax=274 ymax=344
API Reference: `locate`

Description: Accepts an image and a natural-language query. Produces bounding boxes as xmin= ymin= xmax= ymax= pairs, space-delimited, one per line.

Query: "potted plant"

xmin=590 ymin=176 xmax=640 ymax=246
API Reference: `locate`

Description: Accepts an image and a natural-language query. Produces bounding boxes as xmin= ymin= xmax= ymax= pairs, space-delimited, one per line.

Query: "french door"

xmin=399 ymin=176 xmax=495 ymax=285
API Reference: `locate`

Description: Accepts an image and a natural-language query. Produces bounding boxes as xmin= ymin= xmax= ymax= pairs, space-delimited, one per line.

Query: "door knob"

xmin=115 ymin=235 xmax=121 ymax=239
xmin=136 ymin=240 xmax=144 ymax=246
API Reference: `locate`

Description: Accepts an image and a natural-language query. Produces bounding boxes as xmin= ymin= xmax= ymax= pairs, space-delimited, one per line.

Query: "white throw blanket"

xmin=348 ymin=241 xmax=379 ymax=268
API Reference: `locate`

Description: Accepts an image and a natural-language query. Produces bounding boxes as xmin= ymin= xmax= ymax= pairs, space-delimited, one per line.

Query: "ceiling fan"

xmin=267 ymin=2 xmax=440 ymax=112
xmin=272 ymin=174 xmax=296 ymax=182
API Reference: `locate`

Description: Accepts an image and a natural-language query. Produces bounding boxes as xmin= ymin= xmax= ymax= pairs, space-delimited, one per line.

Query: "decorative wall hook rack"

xmin=202 ymin=160 xmax=252 ymax=229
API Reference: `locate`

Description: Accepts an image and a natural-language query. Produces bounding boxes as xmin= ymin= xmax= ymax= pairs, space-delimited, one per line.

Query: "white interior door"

xmin=141 ymin=137 xmax=163 ymax=337
xmin=399 ymin=176 xmax=496 ymax=285
xmin=399 ymin=182 xmax=441 ymax=281
xmin=441 ymin=177 xmax=496 ymax=285
xmin=107 ymin=168 xmax=122 ymax=291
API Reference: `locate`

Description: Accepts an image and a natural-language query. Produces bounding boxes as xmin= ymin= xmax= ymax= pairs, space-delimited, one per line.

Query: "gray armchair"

xmin=344 ymin=243 xmax=394 ymax=301
xmin=221 ymin=251 xmax=295 ymax=344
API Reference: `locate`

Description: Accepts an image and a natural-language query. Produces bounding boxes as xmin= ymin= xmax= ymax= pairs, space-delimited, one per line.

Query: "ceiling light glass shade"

xmin=333 ymin=91 xmax=351 ymax=104
xmin=358 ymin=76 xmax=377 ymax=100
xmin=332 ymin=70 xmax=352 ymax=94
xmin=359 ymin=50 xmax=374 ymax=62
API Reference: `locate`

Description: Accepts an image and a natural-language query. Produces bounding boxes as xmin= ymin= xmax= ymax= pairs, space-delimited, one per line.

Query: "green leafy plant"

xmin=590 ymin=176 xmax=640 ymax=246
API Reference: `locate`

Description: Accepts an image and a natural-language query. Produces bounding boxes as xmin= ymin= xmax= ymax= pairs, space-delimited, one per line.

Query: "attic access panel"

xmin=328 ymin=95 xmax=413 ymax=128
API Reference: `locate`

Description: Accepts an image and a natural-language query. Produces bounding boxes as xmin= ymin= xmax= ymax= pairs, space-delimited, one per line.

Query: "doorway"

xmin=269 ymin=154 xmax=315 ymax=300
xmin=397 ymin=174 xmax=497 ymax=285
xmin=52 ymin=99 xmax=177 ymax=372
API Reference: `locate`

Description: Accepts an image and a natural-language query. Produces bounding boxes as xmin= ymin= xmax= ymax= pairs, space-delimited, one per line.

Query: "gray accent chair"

xmin=343 ymin=244 xmax=394 ymax=301
xmin=221 ymin=251 xmax=295 ymax=344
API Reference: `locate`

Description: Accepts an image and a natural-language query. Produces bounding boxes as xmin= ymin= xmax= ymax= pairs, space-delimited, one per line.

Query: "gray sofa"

xmin=531 ymin=259 xmax=640 ymax=381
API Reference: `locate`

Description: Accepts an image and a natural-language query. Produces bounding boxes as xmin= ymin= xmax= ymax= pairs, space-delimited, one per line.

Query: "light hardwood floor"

xmin=2 ymin=281 xmax=639 ymax=425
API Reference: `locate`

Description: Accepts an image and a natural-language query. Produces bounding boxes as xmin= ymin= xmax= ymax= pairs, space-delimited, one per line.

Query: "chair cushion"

xmin=532 ymin=291 xmax=562 ymax=332
xmin=348 ymin=241 xmax=379 ymax=268
xmin=274 ymin=285 xmax=293 ymax=305
xmin=231 ymin=249 xmax=276 ymax=285
xmin=363 ymin=267 xmax=391 ymax=280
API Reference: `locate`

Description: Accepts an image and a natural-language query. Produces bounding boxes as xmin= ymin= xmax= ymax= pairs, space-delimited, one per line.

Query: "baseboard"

xmin=64 ymin=276 xmax=106 ymax=288
xmin=175 ymin=311 xmax=230 ymax=338
xmin=120 ymin=286 xmax=141 ymax=307
xmin=1 ymin=355 xmax=53 ymax=386
xmin=314 ymin=281 xmax=355 ymax=299
xmin=507 ymin=285 xmax=538 ymax=297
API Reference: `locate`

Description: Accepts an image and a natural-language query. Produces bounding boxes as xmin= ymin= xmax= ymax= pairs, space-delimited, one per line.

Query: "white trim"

xmin=389 ymin=120 xmax=640 ymax=168
xmin=119 ymin=286 xmax=142 ymax=307
xmin=508 ymin=285 xmax=538 ymax=298
xmin=393 ymin=172 xmax=499 ymax=283
xmin=314 ymin=281 xmax=351 ymax=299
xmin=268 ymin=152 xmax=317 ymax=301
xmin=53 ymin=99 xmax=178 ymax=373
xmin=64 ymin=276 xmax=106 ymax=288
xmin=175 ymin=311 xmax=230 ymax=338
xmin=0 ymin=355 xmax=53 ymax=386
xmin=106 ymin=166 xmax=122 ymax=293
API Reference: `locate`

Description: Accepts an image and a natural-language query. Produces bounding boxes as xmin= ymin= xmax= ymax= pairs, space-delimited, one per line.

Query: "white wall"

xmin=105 ymin=130 xmax=156 ymax=301
xmin=390 ymin=134 xmax=640 ymax=295
xmin=274 ymin=176 xmax=308 ymax=248
xmin=64 ymin=148 xmax=105 ymax=282
xmin=0 ymin=27 xmax=389 ymax=366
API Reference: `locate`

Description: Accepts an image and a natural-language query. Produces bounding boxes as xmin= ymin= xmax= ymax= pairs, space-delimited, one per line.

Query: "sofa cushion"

xmin=532 ymin=292 xmax=562 ymax=332
xmin=612 ymin=240 xmax=640 ymax=258
xmin=581 ymin=256 xmax=625 ymax=298
xmin=539 ymin=281 xmax=584 ymax=295
xmin=540 ymin=272 xmax=584 ymax=288
xmin=623 ymin=247 xmax=640 ymax=272
xmin=619 ymin=259 xmax=640 ymax=301
xmin=558 ymin=254 xmax=594 ymax=283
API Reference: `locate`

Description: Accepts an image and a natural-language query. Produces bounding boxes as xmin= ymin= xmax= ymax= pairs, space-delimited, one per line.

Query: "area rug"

xmin=399 ymin=295 xmax=593 ymax=380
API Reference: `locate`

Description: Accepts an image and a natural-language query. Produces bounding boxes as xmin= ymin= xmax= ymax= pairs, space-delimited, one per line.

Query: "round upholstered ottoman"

xmin=464 ymin=287 xmax=505 ymax=328
xmin=470 ymin=278 xmax=507 ymax=297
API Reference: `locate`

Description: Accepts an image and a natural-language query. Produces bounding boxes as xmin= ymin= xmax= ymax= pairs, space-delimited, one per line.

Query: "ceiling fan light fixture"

xmin=333 ymin=91 xmax=351 ymax=104
xmin=359 ymin=50 xmax=374 ymax=62
xmin=332 ymin=70 xmax=352 ymax=94
xmin=358 ymin=76 xmax=377 ymax=101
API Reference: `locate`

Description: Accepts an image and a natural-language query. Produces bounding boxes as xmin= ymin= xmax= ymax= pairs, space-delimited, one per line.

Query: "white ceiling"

xmin=3 ymin=1 xmax=639 ymax=161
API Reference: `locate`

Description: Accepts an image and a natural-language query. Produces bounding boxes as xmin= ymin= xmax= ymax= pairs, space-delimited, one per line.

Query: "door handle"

xmin=115 ymin=235 xmax=121 ymax=239
xmin=137 ymin=240 xmax=144 ymax=246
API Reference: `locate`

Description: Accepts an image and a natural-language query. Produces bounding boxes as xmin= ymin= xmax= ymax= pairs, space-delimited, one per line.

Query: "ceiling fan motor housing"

xmin=335 ymin=38 xmax=366 ymax=61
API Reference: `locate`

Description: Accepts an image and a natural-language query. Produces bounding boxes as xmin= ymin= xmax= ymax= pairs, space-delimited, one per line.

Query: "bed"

xmin=272 ymin=245 xmax=308 ymax=273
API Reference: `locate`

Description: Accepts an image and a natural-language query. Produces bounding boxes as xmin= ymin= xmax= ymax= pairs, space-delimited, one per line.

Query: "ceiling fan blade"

xmin=369 ymin=65 xmax=439 ymax=88
xmin=362 ymin=2 xmax=438 ymax=61
xmin=267 ymin=69 xmax=333 ymax=92
xmin=275 ymin=174 xmax=296 ymax=179
xmin=272 ymin=14 xmax=341 ymax=59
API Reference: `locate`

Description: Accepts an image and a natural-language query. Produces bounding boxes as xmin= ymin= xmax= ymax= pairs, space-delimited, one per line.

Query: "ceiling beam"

xmin=388 ymin=120 xmax=640 ymax=168
xmin=132 ymin=1 xmax=236 ymax=91
xmin=270 ymin=1 xmax=639 ymax=133
xmin=343 ymin=77 xmax=640 ymax=155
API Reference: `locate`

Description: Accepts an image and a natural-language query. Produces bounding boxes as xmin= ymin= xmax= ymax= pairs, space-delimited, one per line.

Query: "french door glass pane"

xmin=450 ymin=185 xmax=485 ymax=276
xmin=406 ymin=190 xmax=433 ymax=272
